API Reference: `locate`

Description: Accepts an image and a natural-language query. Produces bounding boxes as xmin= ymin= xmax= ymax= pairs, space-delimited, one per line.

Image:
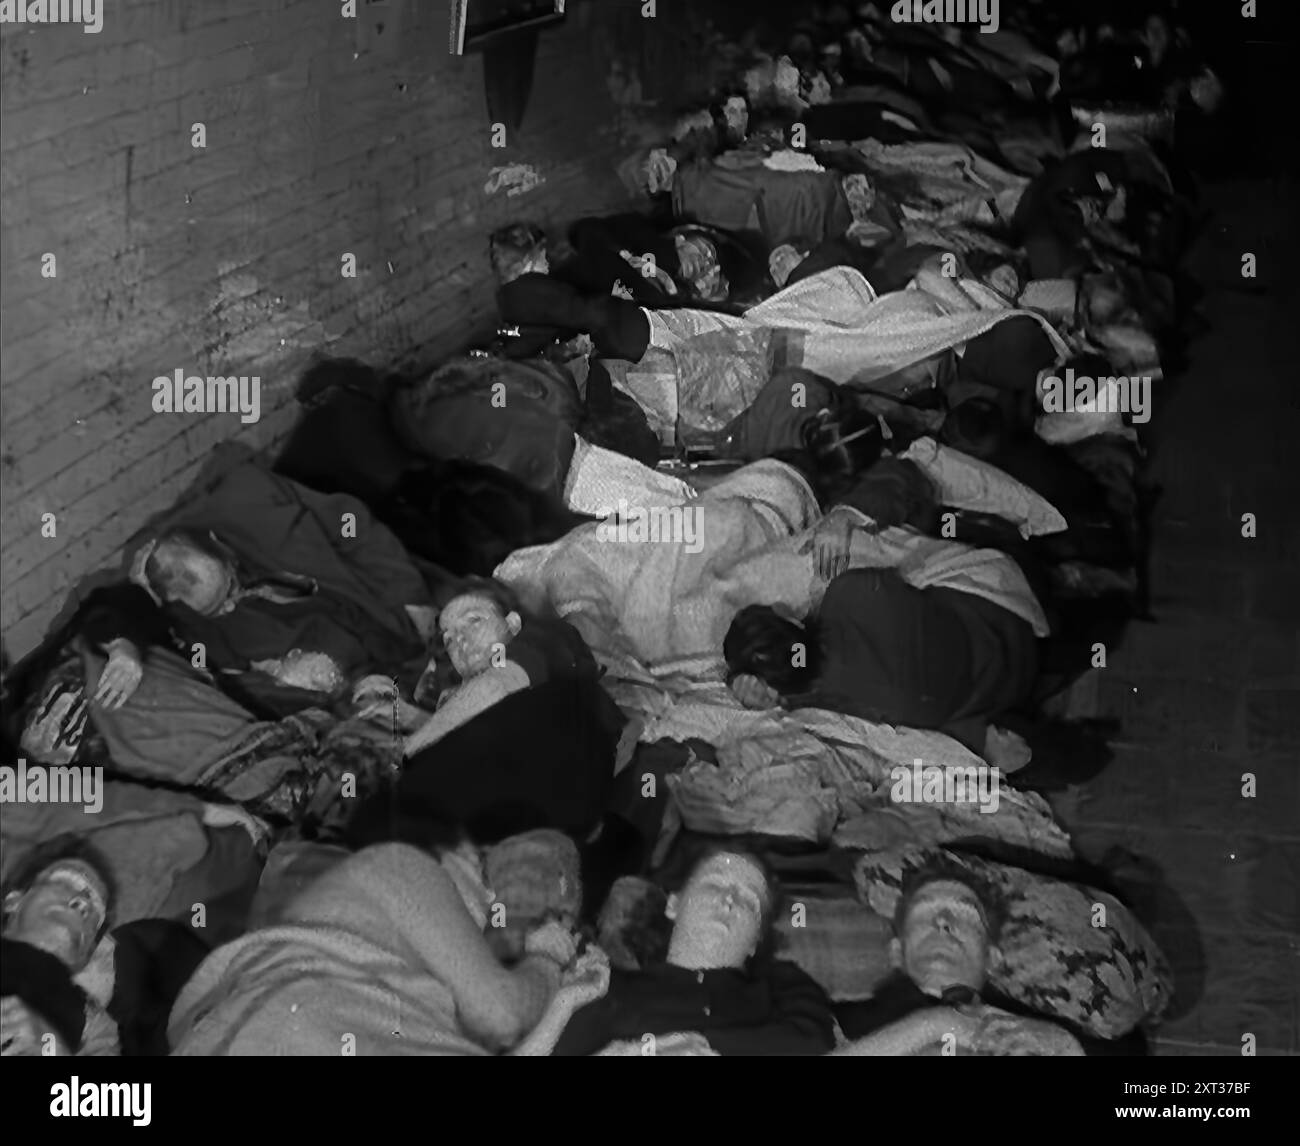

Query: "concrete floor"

xmin=1048 ymin=176 xmax=1300 ymax=1056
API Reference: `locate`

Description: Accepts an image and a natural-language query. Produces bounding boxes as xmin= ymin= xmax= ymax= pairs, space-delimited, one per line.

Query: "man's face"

xmin=986 ymin=263 xmax=1020 ymax=300
xmin=667 ymin=853 xmax=769 ymax=968
xmin=439 ymin=594 xmax=519 ymax=679
xmin=156 ymin=541 xmax=237 ymax=617
xmin=4 ymin=861 xmax=108 ymax=971
xmin=769 ymin=244 xmax=808 ymax=289
xmin=895 ymin=880 xmax=994 ymax=995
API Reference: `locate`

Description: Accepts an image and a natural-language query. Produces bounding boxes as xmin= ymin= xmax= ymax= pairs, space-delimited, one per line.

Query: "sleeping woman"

xmin=526 ymin=844 xmax=837 ymax=1057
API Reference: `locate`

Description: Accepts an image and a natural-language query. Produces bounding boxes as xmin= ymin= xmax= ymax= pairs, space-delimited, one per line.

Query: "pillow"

xmin=483 ymin=828 xmax=582 ymax=960
xmin=901 ymin=436 xmax=1068 ymax=538
xmin=774 ymin=886 xmax=894 ymax=1001
xmin=851 ymin=847 xmax=1174 ymax=1038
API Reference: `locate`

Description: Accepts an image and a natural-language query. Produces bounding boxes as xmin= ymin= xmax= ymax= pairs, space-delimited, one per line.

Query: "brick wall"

xmin=0 ymin=0 xmax=725 ymax=660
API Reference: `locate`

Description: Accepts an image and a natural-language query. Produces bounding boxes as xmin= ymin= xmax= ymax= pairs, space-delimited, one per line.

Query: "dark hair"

xmin=293 ymin=357 xmax=392 ymax=407
xmin=488 ymin=222 xmax=547 ymax=283
xmin=1 ymin=834 xmax=115 ymax=940
xmin=942 ymin=398 xmax=1008 ymax=461
xmin=723 ymin=603 xmax=820 ymax=695
xmin=436 ymin=575 xmax=523 ymax=619
xmin=802 ymin=408 xmax=885 ymax=494
xmin=893 ymin=854 xmax=1006 ymax=944
xmin=598 ymin=879 xmax=674 ymax=971
xmin=1062 ymin=351 xmax=1114 ymax=379
xmin=656 ymin=836 xmax=786 ymax=965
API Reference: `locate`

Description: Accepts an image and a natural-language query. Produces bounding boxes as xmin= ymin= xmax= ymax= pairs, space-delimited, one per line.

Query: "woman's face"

xmin=667 ymin=853 xmax=769 ymax=968
xmin=3 ymin=861 xmax=108 ymax=971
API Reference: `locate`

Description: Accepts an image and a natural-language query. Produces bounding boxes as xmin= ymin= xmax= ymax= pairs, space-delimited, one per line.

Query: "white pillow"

xmin=901 ymin=436 xmax=1068 ymax=538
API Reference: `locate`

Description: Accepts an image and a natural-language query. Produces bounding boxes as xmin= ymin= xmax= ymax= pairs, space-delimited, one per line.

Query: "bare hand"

xmin=353 ymin=675 xmax=397 ymax=704
xmin=1 ymin=997 xmax=66 ymax=1057
xmin=594 ymin=1031 xmax=719 ymax=1056
xmin=93 ymin=640 xmax=144 ymax=710
xmin=800 ymin=515 xmax=855 ymax=580
xmin=202 ymin=803 xmax=271 ymax=848
xmin=556 ymin=948 xmax=611 ymax=1011
xmin=524 ymin=920 xmax=579 ymax=969
xmin=729 ymin=673 xmax=781 ymax=710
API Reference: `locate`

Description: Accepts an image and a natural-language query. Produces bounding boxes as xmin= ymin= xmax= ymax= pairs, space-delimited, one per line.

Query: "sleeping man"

xmin=830 ymin=857 xmax=1147 ymax=1056
xmin=119 ymin=527 xmax=435 ymax=716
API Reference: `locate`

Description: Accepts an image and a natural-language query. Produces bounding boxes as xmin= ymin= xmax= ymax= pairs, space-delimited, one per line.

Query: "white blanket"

xmin=635 ymin=268 xmax=1068 ymax=402
xmin=502 ymin=459 xmax=1062 ymax=852
xmin=499 ymin=458 xmax=1048 ymax=702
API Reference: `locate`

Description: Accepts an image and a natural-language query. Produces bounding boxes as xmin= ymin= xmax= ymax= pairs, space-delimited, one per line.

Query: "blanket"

xmin=496 ymin=460 xmax=1055 ymax=857
xmin=0 ymin=779 xmax=209 ymax=925
xmin=499 ymin=459 xmax=1047 ymax=683
xmin=109 ymin=444 xmax=430 ymax=682
xmin=615 ymin=270 xmax=1069 ymax=438
xmin=83 ymin=647 xmax=400 ymax=835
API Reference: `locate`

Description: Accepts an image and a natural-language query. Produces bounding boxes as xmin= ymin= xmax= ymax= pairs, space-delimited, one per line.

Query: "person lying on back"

xmin=830 ymin=857 xmax=1147 ymax=1056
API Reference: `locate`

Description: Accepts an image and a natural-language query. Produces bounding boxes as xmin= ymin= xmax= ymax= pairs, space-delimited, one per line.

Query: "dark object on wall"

xmin=451 ymin=1 xmax=566 ymax=133
xmin=450 ymin=0 xmax=565 ymax=54
xmin=482 ymin=30 xmax=540 ymax=136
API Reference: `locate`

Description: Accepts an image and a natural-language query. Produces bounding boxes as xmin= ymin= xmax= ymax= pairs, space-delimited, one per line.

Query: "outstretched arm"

xmin=509 ymin=950 xmax=611 ymax=1057
xmin=827 ymin=1007 xmax=976 ymax=1056
xmin=402 ymin=664 xmax=530 ymax=757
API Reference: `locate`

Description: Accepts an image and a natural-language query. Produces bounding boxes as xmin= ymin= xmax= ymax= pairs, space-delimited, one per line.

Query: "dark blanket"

xmin=0 ymin=938 xmax=88 ymax=1051
xmin=496 ymin=273 xmax=652 ymax=364
xmin=43 ymin=447 xmax=433 ymax=697
xmin=110 ymin=920 xmax=211 ymax=1056
xmin=348 ymin=675 xmax=626 ymax=848
xmin=0 ymin=921 xmax=211 ymax=1057
xmin=551 ymin=958 xmax=837 ymax=1056
xmin=799 ymin=569 xmax=1039 ymax=754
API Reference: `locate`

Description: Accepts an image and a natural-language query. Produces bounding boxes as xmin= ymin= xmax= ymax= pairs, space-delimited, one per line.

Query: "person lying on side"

xmin=534 ymin=845 xmax=837 ymax=1057
xmin=722 ymin=435 xmax=1039 ymax=766
xmin=71 ymin=526 xmax=438 ymax=718
xmin=168 ymin=842 xmax=592 ymax=1056
xmin=354 ymin=577 xmax=597 ymax=758
xmin=830 ymin=857 xmax=1147 ymax=1056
